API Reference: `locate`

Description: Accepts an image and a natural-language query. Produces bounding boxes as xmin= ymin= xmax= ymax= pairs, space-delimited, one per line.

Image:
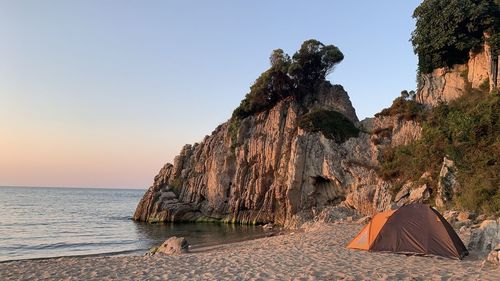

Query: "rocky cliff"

xmin=134 ymin=37 xmax=498 ymax=227
xmin=417 ymin=43 xmax=499 ymax=106
xmin=133 ymin=82 xmax=423 ymax=225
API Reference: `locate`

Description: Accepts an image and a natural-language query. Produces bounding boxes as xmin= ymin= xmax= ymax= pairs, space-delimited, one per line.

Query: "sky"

xmin=0 ymin=0 xmax=422 ymax=189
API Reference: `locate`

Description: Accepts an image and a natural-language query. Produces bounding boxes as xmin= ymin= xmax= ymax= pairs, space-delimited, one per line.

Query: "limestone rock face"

xmin=436 ymin=157 xmax=459 ymax=208
xmin=133 ymin=82 xmax=423 ymax=226
xmin=468 ymin=219 xmax=500 ymax=255
xmin=416 ymin=45 xmax=499 ymax=106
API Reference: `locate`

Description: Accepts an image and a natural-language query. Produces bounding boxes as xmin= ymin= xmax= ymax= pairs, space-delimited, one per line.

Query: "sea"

xmin=0 ymin=186 xmax=267 ymax=262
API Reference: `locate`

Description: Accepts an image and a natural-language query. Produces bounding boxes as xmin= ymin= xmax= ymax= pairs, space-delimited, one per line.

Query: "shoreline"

xmin=1 ymin=223 xmax=497 ymax=280
xmin=0 ymin=228 xmax=279 ymax=264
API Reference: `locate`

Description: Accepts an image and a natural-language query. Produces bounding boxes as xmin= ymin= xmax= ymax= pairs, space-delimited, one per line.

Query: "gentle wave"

xmin=0 ymin=187 xmax=266 ymax=262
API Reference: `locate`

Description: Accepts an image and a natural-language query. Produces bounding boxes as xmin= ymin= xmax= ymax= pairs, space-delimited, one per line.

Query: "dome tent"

xmin=348 ymin=204 xmax=468 ymax=260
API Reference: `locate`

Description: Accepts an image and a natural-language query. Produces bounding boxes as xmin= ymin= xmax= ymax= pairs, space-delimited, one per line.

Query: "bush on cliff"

xmin=298 ymin=110 xmax=359 ymax=143
xmin=379 ymin=90 xmax=500 ymax=214
xmin=232 ymin=40 xmax=344 ymax=119
xmin=412 ymin=0 xmax=500 ymax=73
xmin=375 ymin=90 xmax=426 ymax=122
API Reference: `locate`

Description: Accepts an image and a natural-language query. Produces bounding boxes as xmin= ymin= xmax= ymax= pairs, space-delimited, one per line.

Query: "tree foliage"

xmin=288 ymin=40 xmax=344 ymax=89
xmin=232 ymin=40 xmax=344 ymax=119
xmin=411 ymin=0 xmax=500 ymax=73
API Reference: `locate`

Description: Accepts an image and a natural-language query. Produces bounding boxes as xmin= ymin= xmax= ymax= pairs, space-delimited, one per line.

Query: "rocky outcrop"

xmin=469 ymin=219 xmax=500 ymax=255
xmin=436 ymin=157 xmax=459 ymax=208
xmin=394 ymin=182 xmax=430 ymax=207
xmin=416 ymin=44 xmax=499 ymax=106
xmin=133 ymin=82 xmax=423 ymax=226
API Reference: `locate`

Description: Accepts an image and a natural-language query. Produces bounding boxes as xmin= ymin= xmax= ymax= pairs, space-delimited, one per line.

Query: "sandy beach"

xmin=0 ymin=223 xmax=498 ymax=281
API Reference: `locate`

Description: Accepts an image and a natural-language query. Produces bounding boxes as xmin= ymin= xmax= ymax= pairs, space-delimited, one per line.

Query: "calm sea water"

xmin=0 ymin=186 xmax=266 ymax=262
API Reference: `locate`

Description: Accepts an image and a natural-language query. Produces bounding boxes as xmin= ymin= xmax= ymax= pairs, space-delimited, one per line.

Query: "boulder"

xmin=468 ymin=219 xmax=500 ymax=255
xmin=394 ymin=182 xmax=412 ymax=203
xmin=443 ymin=210 xmax=459 ymax=223
xmin=484 ymin=244 xmax=500 ymax=265
xmin=156 ymin=236 xmax=189 ymax=255
xmin=457 ymin=211 xmax=475 ymax=222
xmin=476 ymin=214 xmax=487 ymax=222
xmin=408 ymin=184 xmax=430 ymax=203
xmin=436 ymin=157 xmax=459 ymax=207
xmin=394 ymin=183 xmax=430 ymax=206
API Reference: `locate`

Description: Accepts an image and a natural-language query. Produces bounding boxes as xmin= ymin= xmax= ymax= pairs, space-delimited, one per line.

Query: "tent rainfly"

xmin=347 ymin=203 xmax=468 ymax=260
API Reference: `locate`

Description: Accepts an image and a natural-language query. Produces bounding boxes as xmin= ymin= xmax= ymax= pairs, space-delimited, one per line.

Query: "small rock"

xmin=389 ymin=203 xmax=399 ymax=210
xmin=394 ymin=182 xmax=412 ymax=203
xmin=263 ymin=223 xmax=274 ymax=230
xmin=457 ymin=212 xmax=474 ymax=222
xmin=443 ymin=210 xmax=459 ymax=223
xmin=420 ymin=172 xmax=432 ymax=180
xmin=408 ymin=184 xmax=430 ymax=203
xmin=145 ymin=247 xmax=158 ymax=256
xmin=454 ymin=219 xmax=473 ymax=229
xmin=156 ymin=236 xmax=189 ymax=255
xmin=356 ymin=216 xmax=371 ymax=224
xmin=476 ymin=214 xmax=487 ymax=222
xmin=459 ymin=225 xmax=470 ymax=234
xmin=346 ymin=216 xmax=353 ymax=222
xmin=484 ymin=244 xmax=500 ymax=265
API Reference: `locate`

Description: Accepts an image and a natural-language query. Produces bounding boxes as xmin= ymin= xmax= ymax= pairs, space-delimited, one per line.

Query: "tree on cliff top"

xmin=411 ymin=0 xmax=500 ymax=74
xmin=288 ymin=39 xmax=344 ymax=89
xmin=233 ymin=40 xmax=344 ymax=119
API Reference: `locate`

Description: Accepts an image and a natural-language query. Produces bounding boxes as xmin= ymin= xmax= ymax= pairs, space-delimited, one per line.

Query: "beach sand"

xmin=0 ymin=223 xmax=498 ymax=281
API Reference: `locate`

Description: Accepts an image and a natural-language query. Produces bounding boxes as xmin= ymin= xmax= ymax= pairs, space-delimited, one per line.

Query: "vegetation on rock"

xmin=411 ymin=0 xmax=500 ymax=73
xmin=379 ymin=90 xmax=500 ymax=214
xmin=298 ymin=110 xmax=359 ymax=143
xmin=375 ymin=90 xmax=426 ymax=122
xmin=232 ymin=39 xmax=344 ymax=119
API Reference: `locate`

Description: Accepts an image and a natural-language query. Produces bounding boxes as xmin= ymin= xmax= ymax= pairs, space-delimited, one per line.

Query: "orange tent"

xmin=347 ymin=210 xmax=394 ymax=250
xmin=347 ymin=204 xmax=468 ymax=259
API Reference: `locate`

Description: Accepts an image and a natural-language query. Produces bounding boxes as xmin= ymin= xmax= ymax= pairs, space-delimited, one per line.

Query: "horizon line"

xmin=0 ymin=185 xmax=147 ymax=190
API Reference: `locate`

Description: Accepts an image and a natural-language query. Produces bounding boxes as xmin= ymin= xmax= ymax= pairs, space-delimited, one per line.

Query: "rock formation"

xmin=469 ymin=219 xmax=500 ymax=254
xmin=436 ymin=157 xmax=459 ymax=208
xmin=134 ymin=38 xmax=497 ymax=227
xmin=133 ymin=81 xmax=423 ymax=226
xmin=416 ymin=44 xmax=499 ymax=106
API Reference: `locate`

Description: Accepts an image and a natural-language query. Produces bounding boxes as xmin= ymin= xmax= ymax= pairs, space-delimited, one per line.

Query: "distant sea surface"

xmin=0 ymin=186 xmax=266 ymax=262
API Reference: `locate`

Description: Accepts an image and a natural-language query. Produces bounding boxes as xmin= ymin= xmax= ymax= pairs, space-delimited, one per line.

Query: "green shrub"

xmin=378 ymin=91 xmax=500 ymax=214
xmin=375 ymin=97 xmax=426 ymax=122
xmin=228 ymin=118 xmax=241 ymax=149
xmin=298 ymin=110 xmax=359 ymax=143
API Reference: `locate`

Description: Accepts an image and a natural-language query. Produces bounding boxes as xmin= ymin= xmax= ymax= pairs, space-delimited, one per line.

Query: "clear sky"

xmin=0 ymin=0 xmax=422 ymax=189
